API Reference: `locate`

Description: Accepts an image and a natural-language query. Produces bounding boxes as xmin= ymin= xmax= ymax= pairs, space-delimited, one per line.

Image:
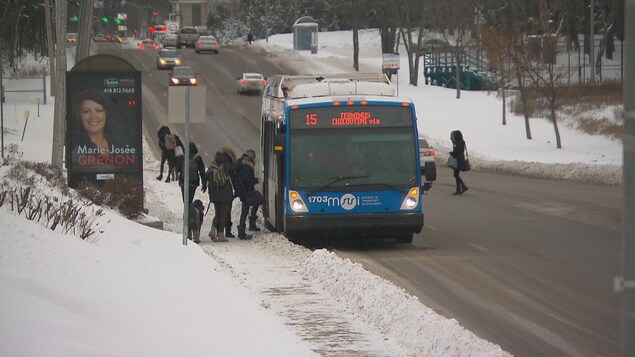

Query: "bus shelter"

xmin=293 ymin=16 xmax=318 ymax=54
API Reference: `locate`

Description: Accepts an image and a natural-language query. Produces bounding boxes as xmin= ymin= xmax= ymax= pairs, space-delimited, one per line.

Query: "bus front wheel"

xmin=396 ymin=234 xmax=413 ymax=244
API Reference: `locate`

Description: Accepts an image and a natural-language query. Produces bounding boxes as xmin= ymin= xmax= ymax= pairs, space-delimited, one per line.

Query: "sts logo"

xmin=340 ymin=193 xmax=357 ymax=210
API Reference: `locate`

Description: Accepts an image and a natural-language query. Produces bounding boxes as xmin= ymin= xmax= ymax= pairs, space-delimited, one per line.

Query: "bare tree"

xmin=430 ymin=0 xmax=478 ymax=99
xmin=479 ymin=0 xmax=534 ymax=139
xmin=522 ymin=0 xmax=569 ymax=148
xmin=397 ymin=0 xmax=426 ymax=86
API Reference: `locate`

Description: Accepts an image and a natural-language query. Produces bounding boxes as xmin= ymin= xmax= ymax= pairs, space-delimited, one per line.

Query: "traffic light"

xmin=114 ymin=18 xmax=122 ymax=25
xmin=102 ymin=17 xmax=109 ymax=24
xmin=70 ymin=15 xmax=78 ymax=22
xmin=152 ymin=10 xmax=158 ymax=16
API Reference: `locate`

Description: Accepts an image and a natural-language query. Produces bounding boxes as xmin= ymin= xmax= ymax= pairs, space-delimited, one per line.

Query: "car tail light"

xmin=198 ymin=41 xmax=203 ymax=45
xmin=139 ymin=44 xmax=145 ymax=49
xmin=214 ymin=41 xmax=218 ymax=46
xmin=261 ymin=80 xmax=267 ymax=86
xmin=424 ymin=150 xmax=435 ymax=157
xmin=241 ymin=79 xmax=247 ymax=85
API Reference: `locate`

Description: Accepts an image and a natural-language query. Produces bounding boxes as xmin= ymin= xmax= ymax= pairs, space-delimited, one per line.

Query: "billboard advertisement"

xmin=66 ymin=70 xmax=142 ymax=186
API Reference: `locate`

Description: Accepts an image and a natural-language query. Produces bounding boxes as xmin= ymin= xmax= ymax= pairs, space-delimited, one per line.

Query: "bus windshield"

xmin=289 ymin=106 xmax=418 ymax=190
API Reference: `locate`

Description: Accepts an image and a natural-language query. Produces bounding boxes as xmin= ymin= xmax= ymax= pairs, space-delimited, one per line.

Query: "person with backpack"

xmin=178 ymin=142 xmax=207 ymax=206
xmin=156 ymin=126 xmax=174 ymax=182
xmin=220 ymin=147 xmax=237 ymax=238
xmin=234 ymin=149 xmax=261 ymax=237
xmin=207 ymin=147 xmax=236 ymax=242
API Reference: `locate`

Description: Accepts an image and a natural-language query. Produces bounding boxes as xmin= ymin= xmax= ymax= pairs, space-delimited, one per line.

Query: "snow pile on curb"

xmin=302 ymin=249 xmax=511 ymax=356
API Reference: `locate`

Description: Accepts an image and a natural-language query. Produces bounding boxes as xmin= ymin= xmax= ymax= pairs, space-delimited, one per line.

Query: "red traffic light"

xmin=152 ymin=10 xmax=158 ymax=16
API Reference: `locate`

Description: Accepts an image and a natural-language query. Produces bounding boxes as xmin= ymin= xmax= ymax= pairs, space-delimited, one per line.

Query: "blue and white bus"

xmin=259 ymin=73 xmax=434 ymax=243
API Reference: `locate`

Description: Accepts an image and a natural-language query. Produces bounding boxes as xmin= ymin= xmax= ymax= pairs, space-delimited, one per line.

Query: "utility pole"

xmin=76 ymin=0 xmax=95 ymax=62
xmin=44 ymin=0 xmax=56 ymax=95
xmin=589 ymin=0 xmax=595 ymax=83
xmin=620 ymin=1 xmax=635 ymax=356
xmin=51 ymin=0 xmax=67 ymax=168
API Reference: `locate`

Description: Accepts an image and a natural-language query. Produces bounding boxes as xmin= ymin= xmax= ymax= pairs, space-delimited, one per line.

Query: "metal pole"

xmin=621 ymin=2 xmax=635 ymax=356
xmin=590 ymin=0 xmax=595 ymax=83
xmin=76 ymin=0 xmax=95 ymax=62
xmin=44 ymin=0 xmax=56 ymax=95
xmin=182 ymin=87 xmax=191 ymax=245
xmin=51 ymin=0 xmax=67 ymax=169
xmin=1 ymin=41 xmax=4 ymax=160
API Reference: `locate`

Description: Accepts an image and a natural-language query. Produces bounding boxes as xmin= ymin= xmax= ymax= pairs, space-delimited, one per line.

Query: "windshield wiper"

xmin=307 ymin=175 xmax=369 ymax=196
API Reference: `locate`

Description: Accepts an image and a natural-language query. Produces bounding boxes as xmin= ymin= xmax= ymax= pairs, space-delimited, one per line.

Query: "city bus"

xmin=259 ymin=73 xmax=434 ymax=243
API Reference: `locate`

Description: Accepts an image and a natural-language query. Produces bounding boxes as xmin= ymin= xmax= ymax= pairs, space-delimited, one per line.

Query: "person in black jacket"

xmin=156 ymin=126 xmax=176 ymax=182
xmin=234 ymin=149 xmax=259 ymax=239
xmin=178 ymin=142 xmax=207 ymax=205
xmin=449 ymin=130 xmax=468 ymax=195
xmin=208 ymin=147 xmax=236 ymax=242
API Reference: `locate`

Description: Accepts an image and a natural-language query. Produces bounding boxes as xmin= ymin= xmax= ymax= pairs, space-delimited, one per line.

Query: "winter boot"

xmin=452 ymin=185 xmax=462 ymax=195
xmin=156 ymin=174 xmax=163 ymax=181
xmin=225 ymin=224 xmax=235 ymax=238
xmin=238 ymin=225 xmax=252 ymax=240
xmin=461 ymin=184 xmax=469 ymax=194
xmin=248 ymin=217 xmax=261 ymax=232
xmin=208 ymin=227 xmax=217 ymax=242
xmin=217 ymin=230 xmax=228 ymax=242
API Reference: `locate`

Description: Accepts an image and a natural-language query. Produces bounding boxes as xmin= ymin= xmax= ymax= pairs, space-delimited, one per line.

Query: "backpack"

xmin=165 ymin=133 xmax=176 ymax=150
xmin=188 ymin=155 xmax=199 ymax=183
xmin=206 ymin=161 xmax=229 ymax=189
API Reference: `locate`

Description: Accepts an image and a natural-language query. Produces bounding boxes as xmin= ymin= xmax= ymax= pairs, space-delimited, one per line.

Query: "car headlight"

xmin=159 ymin=59 xmax=166 ymax=65
xmin=190 ymin=78 xmax=197 ymax=85
xmin=174 ymin=59 xmax=182 ymax=65
xmin=170 ymin=77 xmax=179 ymax=85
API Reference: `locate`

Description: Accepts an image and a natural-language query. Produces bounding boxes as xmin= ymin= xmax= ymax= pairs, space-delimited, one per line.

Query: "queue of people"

xmin=156 ymin=127 xmax=263 ymax=243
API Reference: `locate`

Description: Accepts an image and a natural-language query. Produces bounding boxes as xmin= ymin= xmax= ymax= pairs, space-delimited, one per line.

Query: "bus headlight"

xmin=400 ymin=187 xmax=420 ymax=210
xmin=289 ymin=190 xmax=308 ymax=212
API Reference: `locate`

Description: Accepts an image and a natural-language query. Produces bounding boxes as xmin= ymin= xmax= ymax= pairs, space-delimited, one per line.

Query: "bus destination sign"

xmin=290 ymin=105 xmax=413 ymax=129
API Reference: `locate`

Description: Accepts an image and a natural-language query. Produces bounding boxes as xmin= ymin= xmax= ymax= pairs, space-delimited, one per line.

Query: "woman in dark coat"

xmin=449 ymin=130 xmax=468 ymax=195
xmin=178 ymin=142 xmax=206 ymax=205
xmin=208 ymin=148 xmax=236 ymax=242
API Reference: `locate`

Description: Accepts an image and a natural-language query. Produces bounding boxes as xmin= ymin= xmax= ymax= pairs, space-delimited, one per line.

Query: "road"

xmin=96 ymin=42 xmax=622 ymax=357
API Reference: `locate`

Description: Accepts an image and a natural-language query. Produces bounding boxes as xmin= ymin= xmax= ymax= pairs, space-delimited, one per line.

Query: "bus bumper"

xmin=284 ymin=212 xmax=423 ymax=237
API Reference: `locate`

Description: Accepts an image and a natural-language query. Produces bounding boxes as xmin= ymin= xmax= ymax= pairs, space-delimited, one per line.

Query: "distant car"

xmin=162 ymin=33 xmax=178 ymax=48
xmin=177 ymin=26 xmax=200 ymax=48
xmin=195 ymin=35 xmax=220 ymax=54
xmin=92 ymin=33 xmax=105 ymax=42
xmin=236 ymin=73 xmax=266 ymax=94
xmin=66 ymin=33 xmax=77 ymax=43
xmin=156 ymin=48 xmax=182 ymax=69
xmin=169 ymin=66 xmax=198 ymax=86
xmin=419 ymin=137 xmax=437 ymax=186
xmin=139 ymin=38 xmax=159 ymax=50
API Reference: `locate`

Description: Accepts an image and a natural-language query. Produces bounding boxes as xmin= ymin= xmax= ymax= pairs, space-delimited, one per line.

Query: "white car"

xmin=236 ymin=73 xmax=266 ymax=94
xmin=195 ymin=36 xmax=220 ymax=54
xmin=419 ymin=137 xmax=437 ymax=187
xmin=163 ymin=34 xmax=178 ymax=48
